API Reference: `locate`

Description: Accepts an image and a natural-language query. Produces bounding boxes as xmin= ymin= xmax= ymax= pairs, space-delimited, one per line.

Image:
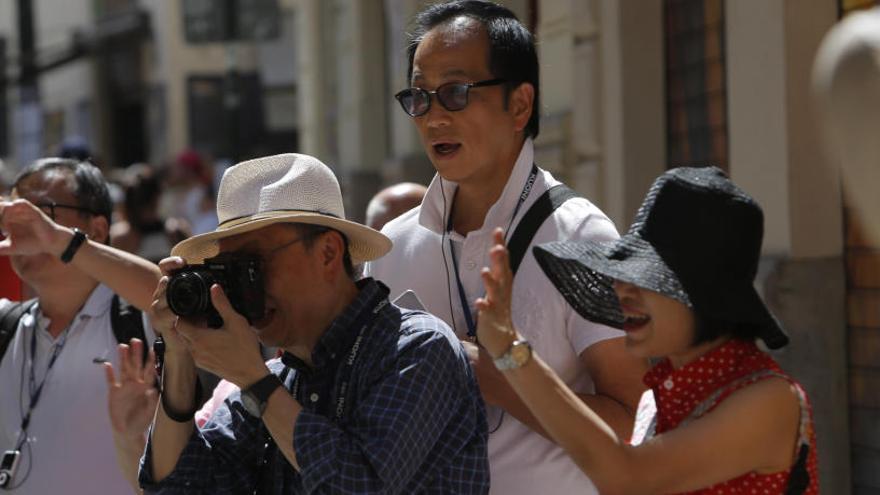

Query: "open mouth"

xmin=432 ymin=141 xmax=461 ymax=156
xmin=622 ymin=314 xmax=650 ymax=332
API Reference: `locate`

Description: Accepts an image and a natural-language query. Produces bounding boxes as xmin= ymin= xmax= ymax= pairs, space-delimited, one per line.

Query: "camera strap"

xmin=288 ymin=290 xmax=388 ymax=423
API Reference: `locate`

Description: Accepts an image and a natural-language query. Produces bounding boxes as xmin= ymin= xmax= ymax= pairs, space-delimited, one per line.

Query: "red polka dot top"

xmin=642 ymin=339 xmax=820 ymax=494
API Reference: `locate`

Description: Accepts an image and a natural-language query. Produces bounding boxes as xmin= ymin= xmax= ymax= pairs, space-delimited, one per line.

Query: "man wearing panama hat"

xmin=132 ymin=153 xmax=489 ymax=493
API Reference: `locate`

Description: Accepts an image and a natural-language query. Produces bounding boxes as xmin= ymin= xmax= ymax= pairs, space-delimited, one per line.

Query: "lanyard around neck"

xmin=445 ymin=164 xmax=539 ymax=339
xmin=17 ymin=314 xmax=71 ymax=449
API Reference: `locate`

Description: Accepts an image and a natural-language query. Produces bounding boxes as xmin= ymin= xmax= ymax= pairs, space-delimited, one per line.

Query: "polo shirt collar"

xmin=418 ymin=138 xmax=536 ymax=235
xmin=32 ymin=283 xmax=113 ymax=329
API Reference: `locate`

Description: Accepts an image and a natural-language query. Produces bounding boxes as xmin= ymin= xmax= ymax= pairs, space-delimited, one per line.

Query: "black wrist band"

xmin=160 ymin=375 xmax=202 ymax=423
xmin=60 ymin=228 xmax=87 ymax=263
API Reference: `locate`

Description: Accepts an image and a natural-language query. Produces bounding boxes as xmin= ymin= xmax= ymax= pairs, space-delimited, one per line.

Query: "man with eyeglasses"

xmin=0 ymin=157 xmax=161 ymax=494
xmin=364 ymin=1 xmax=649 ymax=493
xmin=117 ymin=153 xmax=489 ymax=494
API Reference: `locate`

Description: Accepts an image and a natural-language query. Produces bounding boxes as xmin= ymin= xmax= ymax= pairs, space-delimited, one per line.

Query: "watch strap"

xmin=244 ymin=373 xmax=283 ymax=407
xmin=161 ymin=377 xmax=203 ymax=423
xmin=60 ymin=228 xmax=87 ymax=263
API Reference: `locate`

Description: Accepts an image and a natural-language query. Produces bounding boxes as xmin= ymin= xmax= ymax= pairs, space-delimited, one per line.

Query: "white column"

xmin=293 ymin=0 xmax=330 ymax=160
xmin=597 ymin=0 xmax=665 ymax=227
xmin=727 ymin=0 xmax=841 ymax=259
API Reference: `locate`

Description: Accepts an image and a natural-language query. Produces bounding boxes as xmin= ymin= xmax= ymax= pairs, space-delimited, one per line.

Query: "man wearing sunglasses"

xmin=0 ymin=157 xmax=161 ymax=494
xmin=365 ymin=1 xmax=649 ymax=493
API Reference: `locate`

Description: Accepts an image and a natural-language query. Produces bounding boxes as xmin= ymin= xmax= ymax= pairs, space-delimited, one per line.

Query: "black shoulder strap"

xmin=507 ymin=184 xmax=580 ymax=275
xmin=111 ymin=295 xmax=148 ymax=361
xmin=0 ymin=298 xmax=38 ymax=362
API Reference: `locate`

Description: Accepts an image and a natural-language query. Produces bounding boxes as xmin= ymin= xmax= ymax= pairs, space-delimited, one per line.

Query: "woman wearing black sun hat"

xmin=475 ymin=166 xmax=819 ymax=494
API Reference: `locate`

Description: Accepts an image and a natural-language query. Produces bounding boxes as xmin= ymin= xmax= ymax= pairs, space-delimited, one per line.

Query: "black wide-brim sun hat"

xmin=533 ymin=166 xmax=789 ymax=350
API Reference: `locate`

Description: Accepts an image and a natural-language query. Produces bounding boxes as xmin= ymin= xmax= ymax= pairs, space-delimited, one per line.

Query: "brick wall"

xmin=845 ymin=207 xmax=880 ymax=492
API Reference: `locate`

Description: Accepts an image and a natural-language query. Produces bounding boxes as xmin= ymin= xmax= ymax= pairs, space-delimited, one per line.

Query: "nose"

xmin=422 ymin=94 xmax=452 ymax=129
xmin=612 ymin=280 xmax=638 ymax=299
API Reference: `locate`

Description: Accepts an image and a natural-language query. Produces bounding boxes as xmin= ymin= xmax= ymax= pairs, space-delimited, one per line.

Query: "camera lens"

xmin=167 ymin=272 xmax=211 ymax=317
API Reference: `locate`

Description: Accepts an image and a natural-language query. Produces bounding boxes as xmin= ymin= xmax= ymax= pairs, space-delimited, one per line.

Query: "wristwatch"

xmin=241 ymin=374 xmax=283 ymax=418
xmin=493 ymin=339 xmax=533 ymax=370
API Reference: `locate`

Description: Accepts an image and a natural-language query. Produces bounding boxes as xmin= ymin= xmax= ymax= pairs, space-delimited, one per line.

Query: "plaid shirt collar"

xmin=281 ymin=278 xmax=388 ymax=374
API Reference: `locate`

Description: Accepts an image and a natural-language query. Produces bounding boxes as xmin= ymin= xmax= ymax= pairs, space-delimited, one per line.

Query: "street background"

xmin=1 ymin=0 xmax=878 ymax=492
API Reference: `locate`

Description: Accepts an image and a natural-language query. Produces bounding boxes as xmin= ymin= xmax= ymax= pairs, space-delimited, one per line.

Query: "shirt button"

xmin=663 ymin=379 xmax=674 ymax=390
xmin=466 ymin=261 xmax=477 ymax=270
xmin=310 ymin=393 xmax=320 ymax=403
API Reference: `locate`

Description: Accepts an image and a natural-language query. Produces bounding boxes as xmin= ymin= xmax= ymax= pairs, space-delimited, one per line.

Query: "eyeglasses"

xmin=262 ymin=235 xmax=308 ymax=262
xmin=394 ymin=78 xmax=506 ymax=117
xmin=34 ymin=201 xmax=97 ymax=221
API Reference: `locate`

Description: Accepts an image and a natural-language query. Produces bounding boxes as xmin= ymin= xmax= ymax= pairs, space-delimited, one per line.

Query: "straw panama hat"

xmin=171 ymin=153 xmax=392 ymax=264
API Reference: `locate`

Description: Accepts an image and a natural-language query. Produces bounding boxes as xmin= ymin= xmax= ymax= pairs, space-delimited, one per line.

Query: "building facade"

xmin=0 ymin=0 xmax=873 ymax=491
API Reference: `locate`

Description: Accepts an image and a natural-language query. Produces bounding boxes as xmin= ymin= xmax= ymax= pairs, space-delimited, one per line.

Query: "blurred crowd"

xmin=1 ymin=146 xmax=222 ymax=300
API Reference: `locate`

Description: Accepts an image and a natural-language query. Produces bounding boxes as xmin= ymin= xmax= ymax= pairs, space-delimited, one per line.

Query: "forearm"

xmin=503 ymin=355 xmax=634 ymax=483
xmin=61 ymin=229 xmax=161 ymax=310
xmin=260 ymin=387 xmax=303 ymax=471
xmin=149 ymin=354 xmax=198 ymax=482
xmin=498 ymin=386 xmax=634 ymax=441
xmin=113 ymin=432 xmax=147 ymax=494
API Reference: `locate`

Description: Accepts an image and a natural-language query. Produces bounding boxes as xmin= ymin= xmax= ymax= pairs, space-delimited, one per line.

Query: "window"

xmin=664 ymin=0 xmax=728 ymax=171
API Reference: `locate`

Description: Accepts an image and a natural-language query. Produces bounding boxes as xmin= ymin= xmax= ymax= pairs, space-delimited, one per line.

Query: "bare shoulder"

xmin=707 ymin=375 xmax=803 ymax=472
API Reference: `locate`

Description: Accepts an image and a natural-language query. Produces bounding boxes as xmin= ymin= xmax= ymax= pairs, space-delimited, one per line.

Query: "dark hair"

xmin=406 ymin=0 xmax=540 ymax=139
xmin=121 ymin=164 xmax=162 ymax=231
xmin=293 ymin=224 xmax=356 ymax=280
xmin=692 ymin=311 xmax=762 ymax=347
xmin=13 ymin=158 xmax=113 ymax=241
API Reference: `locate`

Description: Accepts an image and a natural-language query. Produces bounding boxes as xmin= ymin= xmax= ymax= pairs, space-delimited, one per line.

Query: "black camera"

xmin=166 ymin=253 xmax=265 ymax=328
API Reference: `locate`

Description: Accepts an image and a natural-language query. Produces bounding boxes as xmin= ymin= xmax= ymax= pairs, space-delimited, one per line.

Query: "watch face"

xmin=510 ymin=342 xmax=532 ymax=366
xmin=242 ymin=392 xmax=261 ymax=417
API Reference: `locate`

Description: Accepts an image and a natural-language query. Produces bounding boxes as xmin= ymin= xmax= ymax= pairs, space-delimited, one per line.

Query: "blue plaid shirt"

xmin=140 ymin=278 xmax=489 ymax=494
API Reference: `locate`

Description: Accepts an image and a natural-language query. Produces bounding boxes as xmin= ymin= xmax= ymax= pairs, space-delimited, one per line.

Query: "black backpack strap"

xmin=507 ymin=184 xmax=580 ymax=275
xmin=110 ymin=294 xmax=148 ymax=361
xmin=0 ymin=298 xmax=38 ymax=362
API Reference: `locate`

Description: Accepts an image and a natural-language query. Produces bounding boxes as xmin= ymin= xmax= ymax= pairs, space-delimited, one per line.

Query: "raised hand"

xmin=104 ymin=339 xmax=159 ymax=439
xmin=0 ymin=199 xmax=71 ymax=257
xmin=475 ymin=228 xmax=518 ymax=358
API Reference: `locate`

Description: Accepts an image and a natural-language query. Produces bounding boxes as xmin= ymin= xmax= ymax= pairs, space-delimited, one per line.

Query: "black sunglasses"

xmin=35 ymin=201 xmax=97 ymax=221
xmin=394 ymin=78 xmax=506 ymax=117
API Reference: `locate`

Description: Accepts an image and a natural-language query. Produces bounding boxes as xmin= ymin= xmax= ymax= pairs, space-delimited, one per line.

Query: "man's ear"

xmin=319 ymin=230 xmax=346 ymax=280
xmin=87 ymin=215 xmax=110 ymax=245
xmin=509 ymin=82 xmax=535 ymax=133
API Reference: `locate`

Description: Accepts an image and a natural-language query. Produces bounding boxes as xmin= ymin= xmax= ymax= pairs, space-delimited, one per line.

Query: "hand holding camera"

xmin=166 ymin=252 xmax=265 ymax=329
xmin=150 ymin=254 xmax=269 ymax=387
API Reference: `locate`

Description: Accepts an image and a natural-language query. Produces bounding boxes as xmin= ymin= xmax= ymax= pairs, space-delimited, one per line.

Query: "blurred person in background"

xmin=111 ymin=164 xmax=190 ymax=263
xmin=0 ymin=158 xmax=161 ymax=494
xmin=160 ymin=150 xmax=217 ymax=236
xmin=365 ymin=182 xmax=428 ymax=231
xmin=58 ymin=136 xmax=92 ymax=163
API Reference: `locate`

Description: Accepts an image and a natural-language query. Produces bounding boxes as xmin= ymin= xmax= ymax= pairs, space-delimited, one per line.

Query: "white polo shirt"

xmin=364 ymin=139 xmax=623 ymax=495
xmin=0 ymin=284 xmax=155 ymax=495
